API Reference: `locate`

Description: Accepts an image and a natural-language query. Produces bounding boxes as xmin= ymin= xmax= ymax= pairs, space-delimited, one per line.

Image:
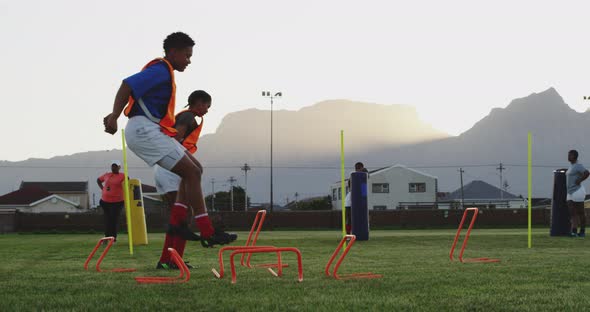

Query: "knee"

xmin=184 ymin=167 xmax=201 ymax=182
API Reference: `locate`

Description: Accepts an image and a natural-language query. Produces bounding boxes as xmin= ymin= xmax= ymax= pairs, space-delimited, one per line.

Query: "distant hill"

xmin=1 ymin=90 xmax=588 ymax=206
xmin=197 ymin=99 xmax=449 ymax=162
xmin=0 ymin=100 xmax=447 ymax=206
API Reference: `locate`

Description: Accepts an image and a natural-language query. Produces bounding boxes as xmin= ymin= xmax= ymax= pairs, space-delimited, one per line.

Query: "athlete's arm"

xmin=577 ymin=170 xmax=590 ymax=185
xmin=104 ymin=82 xmax=132 ymax=135
xmin=175 ymin=124 xmax=188 ymax=142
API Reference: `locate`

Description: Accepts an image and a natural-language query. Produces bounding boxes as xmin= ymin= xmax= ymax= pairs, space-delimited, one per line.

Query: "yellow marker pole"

xmin=121 ymin=129 xmax=134 ymax=255
xmin=528 ymin=132 xmax=532 ymax=248
xmin=340 ymin=130 xmax=346 ymax=245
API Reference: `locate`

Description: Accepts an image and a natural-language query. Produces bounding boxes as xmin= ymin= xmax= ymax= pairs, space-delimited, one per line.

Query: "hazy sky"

xmin=1 ymin=0 xmax=589 ymax=162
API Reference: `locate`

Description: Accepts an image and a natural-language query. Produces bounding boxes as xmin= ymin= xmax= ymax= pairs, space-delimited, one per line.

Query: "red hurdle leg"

xmin=449 ymin=208 xmax=500 ymax=263
xmin=325 ymin=235 xmax=382 ymax=280
xmin=237 ymin=210 xmax=289 ymax=270
xmin=84 ymin=237 xmax=136 ymax=273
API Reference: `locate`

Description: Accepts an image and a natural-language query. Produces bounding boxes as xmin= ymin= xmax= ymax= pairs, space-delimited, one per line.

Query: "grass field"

xmin=2 ymin=228 xmax=590 ymax=311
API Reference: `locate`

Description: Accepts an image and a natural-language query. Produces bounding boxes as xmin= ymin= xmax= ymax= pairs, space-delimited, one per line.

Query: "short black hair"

xmin=163 ymin=32 xmax=195 ymax=54
xmin=569 ymin=149 xmax=579 ymax=160
xmin=354 ymin=162 xmax=364 ymax=170
xmin=188 ymin=90 xmax=212 ymax=106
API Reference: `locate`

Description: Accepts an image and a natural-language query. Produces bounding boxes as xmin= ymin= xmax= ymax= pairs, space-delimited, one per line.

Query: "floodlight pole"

xmin=262 ymin=91 xmax=282 ymax=213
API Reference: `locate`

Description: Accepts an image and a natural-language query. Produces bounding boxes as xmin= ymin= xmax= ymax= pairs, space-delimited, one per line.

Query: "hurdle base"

xmin=255 ymin=263 xmax=289 ymax=268
xmin=134 ymin=248 xmax=190 ymax=284
xmin=110 ymin=268 xmax=137 ymax=273
xmin=461 ymin=257 xmax=501 ymax=263
xmin=336 ymin=272 xmax=383 ymax=280
xmin=135 ymin=277 xmax=184 ymax=284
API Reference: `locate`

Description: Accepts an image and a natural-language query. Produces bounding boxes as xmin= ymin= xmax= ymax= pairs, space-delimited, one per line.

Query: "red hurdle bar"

xmin=229 ymin=247 xmax=303 ymax=284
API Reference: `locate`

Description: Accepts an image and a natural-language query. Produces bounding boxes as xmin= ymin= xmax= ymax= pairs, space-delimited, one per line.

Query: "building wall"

xmin=331 ymin=166 xmax=437 ymax=210
xmin=369 ymin=168 xmax=437 ymax=210
xmin=21 ymin=199 xmax=81 ymax=214
xmin=54 ymin=192 xmax=89 ymax=209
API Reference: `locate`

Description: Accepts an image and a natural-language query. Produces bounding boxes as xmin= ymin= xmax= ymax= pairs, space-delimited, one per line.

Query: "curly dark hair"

xmin=163 ymin=32 xmax=195 ymax=54
xmin=188 ymin=90 xmax=212 ymax=106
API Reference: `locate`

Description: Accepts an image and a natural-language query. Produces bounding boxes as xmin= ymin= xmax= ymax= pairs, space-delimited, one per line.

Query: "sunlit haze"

xmin=1 ymin=0 xmax=590 ymax=161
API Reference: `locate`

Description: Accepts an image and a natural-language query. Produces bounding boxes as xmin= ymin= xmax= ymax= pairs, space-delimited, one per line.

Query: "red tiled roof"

xmin=20 ymin=181 xmax=88 ymax=192
xmin=0 ymin=187 xmax=52 ymax=205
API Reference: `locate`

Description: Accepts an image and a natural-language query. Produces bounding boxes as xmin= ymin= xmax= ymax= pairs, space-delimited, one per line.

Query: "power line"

xmin=0 ymin=163 xmax=567 ymax=170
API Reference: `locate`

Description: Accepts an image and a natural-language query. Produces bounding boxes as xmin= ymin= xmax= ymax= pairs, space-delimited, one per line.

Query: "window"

xmin=332 ymin=188 xmax=337 ymax=201
xmin=372 ymin=183 xmax=389 ymax=193
xmin=338 ymin=187 xmax=342 ymax=200
xmin=373 ymin=205 xmax=387 ymax=210
xmin=409 ymin=183 xmax=426 ymax=193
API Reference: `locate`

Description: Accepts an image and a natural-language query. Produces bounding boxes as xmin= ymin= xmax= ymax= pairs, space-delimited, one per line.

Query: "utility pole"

xmin=228 ymin=176 xmax=237 ymax=212
xmin=496 ymin=163 xmax=505 ymax=200
xmin=294 ymin=192 xmax=299 ymax=210
xmin=459 ymin=168 xmax=465 ymax=209
xmin=241 ymin=163 xmax=251 ymax=211
xmin=210 ymin=178 xmax=216 ymax=211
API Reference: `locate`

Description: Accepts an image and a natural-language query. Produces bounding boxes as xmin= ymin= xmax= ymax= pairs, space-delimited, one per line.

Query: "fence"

xmin=2 ymin=208 xmax=552 ymax=232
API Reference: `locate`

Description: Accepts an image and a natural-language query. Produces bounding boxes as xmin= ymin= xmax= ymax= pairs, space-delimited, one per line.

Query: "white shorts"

xmin=154 ymin=164 xmax=181 ymax=194
xmin=345 ymin=192 xmax=351 ymax=207
xmin=567 ymin=186 xmax=586 ymax=202
xmin=125 ymin=116 xmax=186 ymax=170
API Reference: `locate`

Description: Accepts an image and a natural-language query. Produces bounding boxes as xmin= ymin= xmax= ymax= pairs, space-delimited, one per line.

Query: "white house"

xmin=0 ymin=187 xmax=83 ymax=213
xmin=331 ymin=164 xmax=438 ymax=210
xmin=20 ymin=181 xmax=90 ymax=209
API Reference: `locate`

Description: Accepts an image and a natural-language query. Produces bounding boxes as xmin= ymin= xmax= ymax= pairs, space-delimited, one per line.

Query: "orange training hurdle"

xmin=212 ymin=246 xmax=279 ymax=279
xmin=240 ymin=210 xmax=288 ymax=269
xmin=229 ymin=247 xmax=303 ymax=284
xmin=325 ymin=235 xmax=382 ymax=280
xmin=134 ymin=248 xmax=190 ymax=284
xmin=84 ymin=237 xmax=136 ymax=273
xmin=449 ymin=207 xmax=500 ymax=263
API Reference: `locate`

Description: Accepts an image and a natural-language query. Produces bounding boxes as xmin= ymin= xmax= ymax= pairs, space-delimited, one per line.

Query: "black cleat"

xmin=201 ymin=231 xmax=238 ymax=248
xmin=167 ymin=223 xmax=201 ymax=241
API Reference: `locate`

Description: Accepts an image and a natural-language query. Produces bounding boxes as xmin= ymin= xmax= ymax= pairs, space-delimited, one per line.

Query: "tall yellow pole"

xmin=340 ymin=131 xmax=346 ymax=243
xmin=121 ymin=129 xmax=134 ymax=255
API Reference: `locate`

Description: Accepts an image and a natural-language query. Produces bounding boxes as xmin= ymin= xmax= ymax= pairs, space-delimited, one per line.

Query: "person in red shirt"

xmin=97 ymin=161 xmax=125 ymax=241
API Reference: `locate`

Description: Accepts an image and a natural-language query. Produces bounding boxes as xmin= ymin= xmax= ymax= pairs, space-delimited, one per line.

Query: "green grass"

xmin=1 ymin=229 xmax=590 ymax=311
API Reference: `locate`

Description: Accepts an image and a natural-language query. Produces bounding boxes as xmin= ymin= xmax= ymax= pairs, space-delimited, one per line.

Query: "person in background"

xmin=345 ymin=162 xmax=368 ymax=234
xmin=97 ymin=161 xmax=125 ymax=241
xmin=566 ymin=150 xmax=589 ymax=237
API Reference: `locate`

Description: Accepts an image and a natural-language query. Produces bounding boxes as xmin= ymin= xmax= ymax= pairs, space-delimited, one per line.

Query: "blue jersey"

xmin=123 ymin=61 xmax=172 ymax=119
